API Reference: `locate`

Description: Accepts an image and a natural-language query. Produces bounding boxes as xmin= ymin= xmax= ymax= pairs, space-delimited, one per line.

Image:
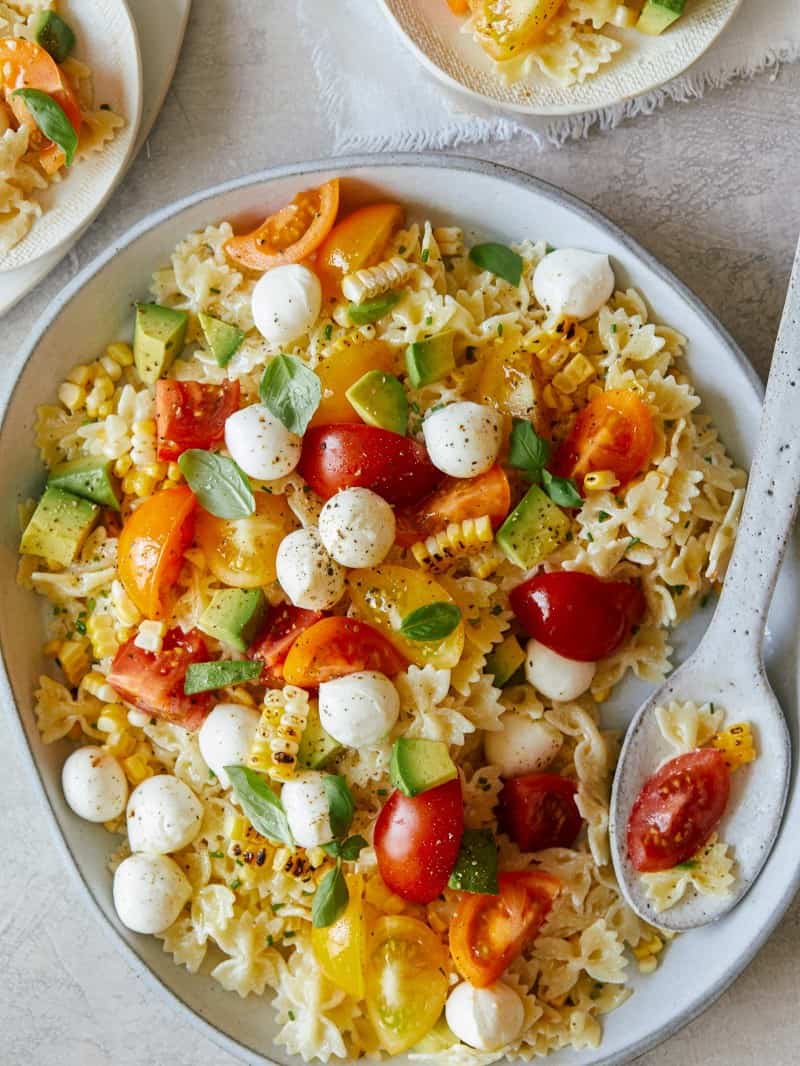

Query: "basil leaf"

xmin=338 ymin=834 xmax=368 ymax=862
xmin=178 ymin=449 xmax=255 ymax=519
xmin=259 ymin=354 xmax=321 ymax=435
xmin=224 ymin=765 xmax=293 ymax=846
xmin=400 ymin=602 xmax=461 ymax=642
xmin=448 ymin=828 xmax=499 ymax=895
xmin=33 ymin=11 xmax=76 ymax=62
xmin=347 ymin=291 xmax=401 ymax=326
xmin=12 ymin=89 xmax=78 ymax=166
xmin=509 ymin=418 xmax=550 ymax=480
xmin=542 ymin=469 xmax=583 ymax=508
xmin=323 ymin=774 xmax=355 ymax=839
xmin=184 ymin=659 xmax=262 ymax=694
xmin=312 ymin=861 xmax=349 ymax=928
xmin=469 ymin=243 xmax=523 ymax=286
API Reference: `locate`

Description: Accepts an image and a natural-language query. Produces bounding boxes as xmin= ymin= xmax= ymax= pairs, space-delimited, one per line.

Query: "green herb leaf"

xmin=448 ymin=828 xmax=499 ymax=894
xmin=508 ymin=418 xmax=550 ymax=480
xmin=675 ymin=860 xmax=699 ymax=871
xmin=542 ymin=469 xmax=582 ymax=508
xmin=323 ymin=774 xmax=355 ymax=838
xmin=259 ymin=354 xmax=321 ymax=435
xmin=12 ymin=88 xmax=78 ymax=166
xmin=347 ymin=291 xmax=401 ymax=326
xmin=224 ymin=765 xmax=293 ymax=846
xmin=400 ymin=602 xmax=461 ymax=642
xmin=184 ymin=659 xmax=262 ymax=694
xmin=321 ymin=833 xmax=368 ymax=861
xmin=33 ymin=11 xmax=76 ymax=62
xmin=469 ymin=243 xmax=523 ymax=286
xmin=178 ymin=449 xmax=255 ymax=519
xmin=312 ymin=861 xmax=349 ymax=928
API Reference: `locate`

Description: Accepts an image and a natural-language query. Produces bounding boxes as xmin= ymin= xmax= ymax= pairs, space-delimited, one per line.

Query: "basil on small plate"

xmin=12 ymin=88 xmax=78 ymax=166
xmin=178 ymin=449 xmax=255 ymax=519
xmin=260 ymin=354 xmax=321 ymax=436
xmin=400 ymin=602 xmax=462 ymax=642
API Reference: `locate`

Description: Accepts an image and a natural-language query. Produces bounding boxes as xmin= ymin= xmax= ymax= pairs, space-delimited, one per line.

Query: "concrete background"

xmin=1 ymin=3 xmax=798 ymax=1063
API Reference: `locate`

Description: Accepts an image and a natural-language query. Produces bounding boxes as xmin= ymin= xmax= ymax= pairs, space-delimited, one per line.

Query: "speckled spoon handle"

xmin=702 ymin=237 xmax=800 ymax=663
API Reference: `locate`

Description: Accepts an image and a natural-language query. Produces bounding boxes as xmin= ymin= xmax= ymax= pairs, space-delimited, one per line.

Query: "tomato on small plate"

xmin=510 ymin=570 xmax=646 ymax=662
xmin=627 ymin=748 xmax=730 ymax=872
xmin=118 ymin=485 xmax=196 ymax=619
xmin=499 ymin=773 xmax=583 ymax=853
xmin=395 ymin=464 xmax=511 ymax=547
xmin=449 ymin=870 xmax=561 ymax=986
xmin=282 ymin=617 xmax=407 ymax=687
xmin=247 ymin=603 xmax=324 ymax=686
xmin=315 ymin=202 xmax=404 ymax=302
xmin=107 ymin=627 xmax=213 ymax=730
xmin=155 ymin=379 xmax=240 ymax=461
xmin=374 ymin=778 xmax=463 ymax=904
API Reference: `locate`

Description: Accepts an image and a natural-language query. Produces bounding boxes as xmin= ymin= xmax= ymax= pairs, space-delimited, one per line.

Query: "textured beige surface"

xmin=0 ymin=1 xmax=799 ymax=1063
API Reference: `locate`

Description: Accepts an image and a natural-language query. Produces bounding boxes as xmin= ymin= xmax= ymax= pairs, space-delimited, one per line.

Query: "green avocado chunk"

xmin=184 ymin=659 xmax=262 ymax=695
xmin=405 ymin=331 xmax=455 ymax=388
xmin=33 ymin=11 xmax=75 ymax=62
xmin=637 ymin=0 xmax=685 ymax=34
xmin=133 ymin=303 xmax=188 ymax=385
xmin=298 ymin=706 xmax=344 ymax=770
xmin=496 ymin=484 xmax=570 ymax=569
xmin=199 ymin=312 xmax=245 ymax=368
xmin=198 ymin=588 xmax=268 ymax=653
xmin=485 ymin=633 xmax=526 ymax=687
xmin=20 ymin=486 xmax=100 ymax=568
xmin=346 ymin=370 xmax=408 ymax=435
xmin=48 ymin=456 xmax=121 ymax=511
xmin=448 ymin=828 xmax=499 ymax=894
xmin=390 ymin=737 xmax=457 ymax=797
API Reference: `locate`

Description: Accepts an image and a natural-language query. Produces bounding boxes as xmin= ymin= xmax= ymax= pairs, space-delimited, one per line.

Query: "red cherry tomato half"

xmin=449 ymin=870 xmax=561 ymax=987
xmin=510 ymin=571 xmax=646 ymax=662
xmin=247 ymin=603 xmax=325 ymax=686
xmin=282 ymin=617 xmax=407 ymax=687
xmin=627 ymin=748 xmax=730 ymax=873
xmin=498 ymin=773 xmax=583 ymax=853
xmin=108 ymin=627 xmax=213 ymax=730
xmin=298 ymin=424 xmax=444 ymax=507
xmin=155 ymin=379 xmax=241 ymax=462
xmin=395 ymin=464 xmax=511 ymax=547
xmin=374 ymin=778 xmax=464 ymax=904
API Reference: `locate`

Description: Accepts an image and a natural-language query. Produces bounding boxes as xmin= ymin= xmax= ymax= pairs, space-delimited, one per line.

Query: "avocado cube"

xmin=485 ymin=633 xmax=526 ymax=687
xmin=390 ymin=737 xmax=457 ymax=797
xmin=133 ymin=303 xmax=188 ymax=385
xmin=198 ymin=588 xmax=268 ymax=653
xmin=346 ymin=370 xmax=408 ymax=436
xmin=20 ymin=486 xmax=100 ymax=568
xmin=48 ymin=456 xmax=121 ymax=511
xmin=496 ymin=484 xmax=571 ymax=569
xmin=199 ymin=312 xmax=245 ymax=368
xmin=636 ymin=0 xmax=685 ymax=34
xmin=448 ymin=828 xmax=499 ymax=895
xmin=297 ymin=706 xmax=344 ymax=770
xmin=33 ymin=10 xmax=75 ymax=62
xmin=405 ymin=331 xmax=456 ymax=388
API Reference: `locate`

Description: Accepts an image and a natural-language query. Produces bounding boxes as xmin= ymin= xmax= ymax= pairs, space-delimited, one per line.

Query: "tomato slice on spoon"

xmin=155 ymin=379 xmax=240 ymax=461
xmin=118 ymin=485 xmax=196 ymax=619
xmin=499 ymin=773 xmax=583 ymax=852
xmin=282 ymin=617 xmax=407 ymax=687
xmin=247 ymin=603 xmax=324 ymax=686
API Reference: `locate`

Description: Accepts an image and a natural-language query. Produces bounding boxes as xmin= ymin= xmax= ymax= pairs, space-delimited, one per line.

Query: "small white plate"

xmin=0 ymin=0 xmax=142 ymax=272
xmin=378 ymin=0 xmax=742 ymax=117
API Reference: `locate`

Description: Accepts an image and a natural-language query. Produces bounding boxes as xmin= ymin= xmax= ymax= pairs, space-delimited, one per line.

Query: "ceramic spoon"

xmin=609 ymin=237 xmax=800 ymax=931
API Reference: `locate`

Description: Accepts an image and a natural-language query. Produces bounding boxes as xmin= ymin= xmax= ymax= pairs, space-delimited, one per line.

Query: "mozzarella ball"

xmin=533 ymin=248 xmax=615 ymax=321
xmin=113 ymin=853 xmax=192 ymax=935
xmin=318 ymin=487 xmax=396 ymax=568
xmin=485 ymin=711 xmax=563 ymax=777
xmin=126 ymin=775 xmax=203 ymax=855
xmin=62 ymin=746 xmax=128 ymax=823
xmin=422 ymin=402 xmax=502 ymax=478
xmin=318 ymin=671 xmax=400 ymax=748
xmin=198 ymin=703 xmax=261 ymax=789
xmin=525 ymin=639 xmax=596 ymax=702
xmin=445 ymin=982 xmax=525 ymax=1052
xmin=276 ymin=528 xmax=345 ymax=610
xmin=224 ymin=403 xmax=301 ymax=480
xmin=281 ymin=771 xmax=334 ymax=848
xmin=252 ymin=263 xmax=322 ymax=345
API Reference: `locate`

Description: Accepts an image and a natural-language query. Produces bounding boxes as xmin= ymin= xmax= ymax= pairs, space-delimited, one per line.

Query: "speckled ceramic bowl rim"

xmin=1 ymin=154 xmax=797 ymax=1066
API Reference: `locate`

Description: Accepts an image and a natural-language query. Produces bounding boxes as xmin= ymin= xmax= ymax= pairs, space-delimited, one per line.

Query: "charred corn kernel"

xmin=584 ymin=470 xmax=620 ymax=492
xmin=123 ymin=753 xmax=153 ymax=785
xmin=134 ymin=619 xmax=166 ymax=654
xmin=411 ymin=515 xmax=493 ymax=572
xmin=111 ymin=579 xmax=141 ymax=627
xmin=555 ymin=318 xmax=588 ymax=349
xmin=106 ymin=341 xmax=134 ymax=367
xmin=272 ymin=845 xmax=291 ymax=873
xmin=226 ymin=814 xmax=270 ymax=868
xmin=248 ymin=689 xmax=309 ymax=781
xmin=86 ymin=614 xmax=119 ymax=659
xmin=552 ymin=353 xmax=595 ymax=395
xmin=67 ymin=363 xmax=92 ymax=387
xmin=58 ymin=382 xmax=86 ymax=412
xmin=43 ymin=638 xmax=62 ymax=657
xmin=113 ymin=455 xmax=133 ymax=477
xmin=711 ymin=722 xmax=756 ymax=770
xmin=342 ymin=255 xmax=414 ymax=303
xmin=58 ymin=638 xmax=91 ymax=687
xmin=80 ymin=670 xmax=117 ymax=703
xmin=468 ymin=542 xmax=506 ymax=579
xmin=432 ymin=226 xmax=463 ymax=257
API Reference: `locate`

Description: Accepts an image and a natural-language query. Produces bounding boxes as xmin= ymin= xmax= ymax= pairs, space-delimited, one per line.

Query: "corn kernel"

xmin=133 ymin=419 xmax=157 ymax=437
xmin=552 ymin=353 xmax=595 ymax=395
xmin=67 ymin=364 xmax=92 ymax=387
xmin=58 ymin=382 xmax=86 ymax=412
xmin=593 ymin=688 xmax=611 ymax=703
xmin=97 ymin=703 xmax=130 ymax=734
xmin=80 ymin=671 xmax=117 ymax=703
xmin=113 ymin=455 xmax=133 ymax=477
xmin=167 ymin=462 xmax=183 ymax=482
xmin=711 ymin=722 xmax=756 ymax=770
xmin=106 ymin=342 xmax=134 ymax=367
xmin=123 ymin=753 xmax=153 ymax=785
xmin=58 ymin=638 xmax=91 ymax=687
xmin=584 ymin=470 xmax=620 ymax=492
xmin=43 ymin=639 xmax=62 ymax=657
xmin=143 ymin=461 xmax=167 ymax=480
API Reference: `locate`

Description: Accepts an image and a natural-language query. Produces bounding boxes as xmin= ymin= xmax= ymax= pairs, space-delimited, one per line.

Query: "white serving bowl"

xmin=1 ymin=156 xmax=798 ymax=1066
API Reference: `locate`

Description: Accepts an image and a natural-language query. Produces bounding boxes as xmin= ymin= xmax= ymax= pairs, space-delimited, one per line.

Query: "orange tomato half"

xmin=282 ymin=617 xmax=407 ymax=687
xmin=316 ymin=202 xmax=405 ymax=303
xmin=225 ymin=179 xmax=340 ymax=272
xmin=445 ymin=0 xmax=470 ymax=12
xmin=395 ymin=465 xmax=511 ymax=547
xmin=118 ymin=486 xmax=196 ymax=619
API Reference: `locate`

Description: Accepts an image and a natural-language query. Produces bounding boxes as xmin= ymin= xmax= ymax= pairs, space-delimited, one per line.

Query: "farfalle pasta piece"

xmin=641 ymin=835 xmax=736 ymax=913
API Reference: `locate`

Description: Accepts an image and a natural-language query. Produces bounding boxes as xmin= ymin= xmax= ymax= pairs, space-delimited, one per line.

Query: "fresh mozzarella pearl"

xmin=422 ymin=402 xmax=503 ymax=478
xmin=62 ymin=746 xmax=128 ymax=823
xmin=533 ymin=248 xmax=615 ymax=321
xmin=318 ymin=671 xmax=400 ymax=748
xmin=252 ymin=263 xmax=322 ymax=345
xmin=525 ymin=639 xmax=596 ymax=702
xmin=445 ymin=982 xmax=525 ymax=1052
xmin=484 ymin=711 xmax=563 ymax=777
xmin=126 ymin=775 xmax=203 ymax=855
xmin=113 ymin=853 xmax=192 ymax=935
xmin=224 ymin=403 xmax=301 ymax=480
xmin=198 ymin=703 xmax=261 ymax=789
xmin=280 ymin=771 xmax=334 ymax=848
xmin=318 ymin=487 xmax=396 ymax=568
xmin=276 ymin=528 xmax=345 ymax=610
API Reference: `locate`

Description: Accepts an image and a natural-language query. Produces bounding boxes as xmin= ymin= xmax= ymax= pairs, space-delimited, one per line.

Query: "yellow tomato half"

xmin=311 ymin=874 xmax=367 ymax=999
xmin=475 ymin=335 xmax=550 ymax=436
xmin=473 ymin=0 xmax=564 ymax=61
xmin=196 ymin=491 xmax=296 ymax=588
xmin=310 ymin=338 xmax=398 ymax=428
